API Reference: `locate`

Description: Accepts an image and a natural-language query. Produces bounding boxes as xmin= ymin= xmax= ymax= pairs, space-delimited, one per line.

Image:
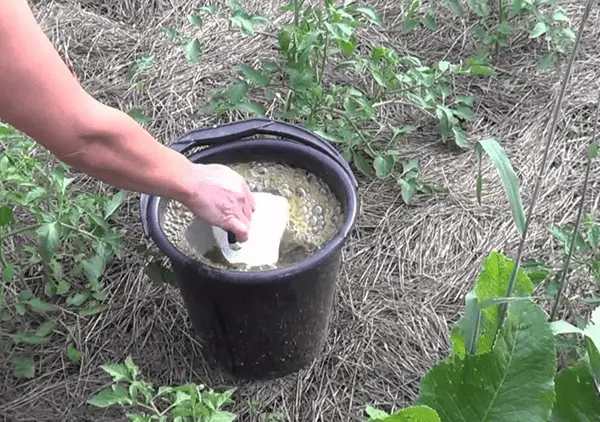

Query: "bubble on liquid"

xmin=313 ymin=205 xmax=323 ymax=216
xmin=296 ymin=187 xmax=306 ymax=198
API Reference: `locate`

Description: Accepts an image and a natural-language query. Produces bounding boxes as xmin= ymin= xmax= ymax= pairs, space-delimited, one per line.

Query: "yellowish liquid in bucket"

xmin=161 ymin=161 xmax=345 ymax=271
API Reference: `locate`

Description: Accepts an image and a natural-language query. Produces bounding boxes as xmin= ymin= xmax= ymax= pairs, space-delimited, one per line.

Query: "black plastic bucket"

xmin=139 ymin=118 xmax=359 ymax=380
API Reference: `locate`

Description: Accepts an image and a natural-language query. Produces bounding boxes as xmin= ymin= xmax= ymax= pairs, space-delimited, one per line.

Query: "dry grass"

xmin=2 ymin=0 xmax=600 ymax=420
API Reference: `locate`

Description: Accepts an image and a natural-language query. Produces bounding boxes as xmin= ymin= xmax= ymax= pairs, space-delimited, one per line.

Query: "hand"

xmin=181 ymin=163 xmax=256 ymax=242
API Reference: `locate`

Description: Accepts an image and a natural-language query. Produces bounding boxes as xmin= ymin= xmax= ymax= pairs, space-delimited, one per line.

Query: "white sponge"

xmin=212 ymin=192 xmax=289 ymax=267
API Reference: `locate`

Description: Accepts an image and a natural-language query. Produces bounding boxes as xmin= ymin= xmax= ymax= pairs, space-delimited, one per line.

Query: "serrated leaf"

xmin=418 ymin=300 xmax=556 ymax=421
xmin=104 ymin=191 xmax=125 ymax=219
xmin=365 ymin=405 xmax=389 ymax=420
xmin=87 ymin=386 xmax=132 ymax=408
xmin=551 ymin=360 xmax=600 ymax=421
xmin=235 ymin=64 xmax=270 ymax=86
xmin=476 ymin=138 xmax=526 ymax=235
xmin=37 ymin=222 xmax=61 ymax=262
xmin=184 ymin=38 xmax=202 ymax=63
xmin=12 ymin=356 xmax=35 ymax=379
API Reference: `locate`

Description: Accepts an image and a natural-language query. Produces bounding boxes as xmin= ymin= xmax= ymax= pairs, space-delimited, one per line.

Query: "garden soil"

xmin=1 ymin=0 xmax=600 ymax=421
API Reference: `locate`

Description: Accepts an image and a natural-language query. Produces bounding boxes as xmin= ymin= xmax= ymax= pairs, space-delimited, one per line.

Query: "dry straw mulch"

xmin=2 ymin=0 xmax=600 ymax=421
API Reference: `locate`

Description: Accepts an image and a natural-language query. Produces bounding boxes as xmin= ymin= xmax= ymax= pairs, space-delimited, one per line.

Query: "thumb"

xmin=222 ymin=218 xmax=250 ymax=243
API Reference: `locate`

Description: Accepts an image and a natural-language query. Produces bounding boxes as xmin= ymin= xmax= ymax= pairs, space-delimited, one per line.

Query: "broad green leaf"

xmin=228 ymin=81 xmax=248 ymax=104
xmin=453 ymin=106 xmax=476 ymax=121
xmin=187 ymin=14 xmax=203 ymax=27
xmin=87 ymin=385 xmax=132 ymax=408
xmin=399 ymin=178 xmax=417 ymax=204
xmin=235 ymin=64 xmax=270 ymax=86
xmin=0 ymin=206 xmax=12 ymax=226
xmin=373 ymin=155 xmax=395 ymax=178
xmin=184 ymin=38 xmax=202 ymax=63
xmin=365 ymin=405 xmax=390 ymax=420
xmin=451 ymin=252 xmax=534 ymax=357
xmin=231 ymin=101 xmax=265 ymax=117
xmin=104 ymin=191 xmax=125 ymax=219
xmin=537 ymin=52 xmax=557 ymax=70
xmin=418 ymin=300 xmax=556 ymax=422
xmin=25 ymin=297 xmax=55 ymax=313
xmin=530 ymin=22 xmax=549 ymax=38
xmin=383 ymin=406 xmax=441 ymax=421
xmin=443 ymin=0 xmax=463 ymax=17
xmin=355 ymin=6 xmax=383 ymax=26
xmin=476 ymin=138 xmax=526 ymax=235
xmin=101 ymin=362 xmax=131 ymax=382
xmin=551 ymin=360 xmax=600 ymax=421
xmin=83 ymin=255 xmax=106 ymax=283
xmin=552 ymin=9 xmax=569 ymax=22
xmin=353 ymin=153 xmax=374 ymax=178
xmin=12 ymin=356 xmax=35 ymax=379
xmin=2 ymin=263 xmax=14 ymax=282
xmin=199 ymin=5 xmax=218 ymax=15
xmin=37 ymin=222 xmax=61 ymax=262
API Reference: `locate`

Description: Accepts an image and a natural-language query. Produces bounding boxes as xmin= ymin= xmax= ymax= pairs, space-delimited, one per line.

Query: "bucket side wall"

xmin=172 ymin=247 xmax=342 ymax=380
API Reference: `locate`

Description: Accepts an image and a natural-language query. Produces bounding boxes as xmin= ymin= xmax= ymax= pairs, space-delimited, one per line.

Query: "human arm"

xmin=0 ymin=1 xmax=255 ymax=240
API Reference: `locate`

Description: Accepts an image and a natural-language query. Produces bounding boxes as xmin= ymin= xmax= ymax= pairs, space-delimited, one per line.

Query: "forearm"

xmin=59 ymin=104 xmax=195 ymax=204
xmin=0 ymin=0 xmax=194 ymax=204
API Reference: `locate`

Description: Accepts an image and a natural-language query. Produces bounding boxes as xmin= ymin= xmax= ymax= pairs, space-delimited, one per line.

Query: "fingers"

xmin=224 ymin=217 xmax=250 ymax=242
xmin=244 ymin=183 xmax=256 ymax=212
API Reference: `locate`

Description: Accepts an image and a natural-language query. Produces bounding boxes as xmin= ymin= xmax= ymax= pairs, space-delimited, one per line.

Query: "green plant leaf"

xmin=2 ymin=263 xmax=14 ymax=282
xmin=418 ymin=300 xmax=556 ymax=421
xmin=127 ymin=108 xmax=149 ymax=125
xmin=476 ymin=138 xmax=526 ymax=236
xmin=442 ymin=0 xmax=463 ymax=17
xmin=83 ymin=255 xmax=106 ymax=283
xmin=66 ymin=343 xmax=83 ymax=363
xmin=12 ymin=356 xmax=35 ymax=379
xmin=231 ymin=101 xmax=265 ymax=117
xmin=228 ymin=81 xmax=248 ymax=104
xmin=87 ymin=385 xmax=132 ymax=408
xmin=187 ymin=14 xmax=203 ymax=27
xmin=451 ymin=252 xmax=534 ymax=357
xmin=530 ymin=22 xmax=549 ymax=38
xmin=184 ymin=38 xmax=202 ymax=63
xmin=373 ymin=155 xmax=395 ymax=178
xmin=37 ymin=222 xmax=61 ymax=262
xmin=101 ymin=362 xmax=131 ymax=382
xmin=355 ymin=6 xmax=383 ymax=26
xmin=235 ymin=64 xmax=270 ymax=86
xmin=551 ymin=360 xmax=600 ymax=421
xmin=104 ymin=191 xmax=126 ymax=219
xmin=385 ymin=406 xmax=441 ymax=421
xmin=0 ymin=206 xmax=13 ymax=226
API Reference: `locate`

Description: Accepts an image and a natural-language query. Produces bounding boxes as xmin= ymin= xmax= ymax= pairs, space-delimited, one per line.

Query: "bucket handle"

xmin=139 ymin=118 xmax=358 ymax=236
xmin=171 ymin=118 xmax=356 ymax=188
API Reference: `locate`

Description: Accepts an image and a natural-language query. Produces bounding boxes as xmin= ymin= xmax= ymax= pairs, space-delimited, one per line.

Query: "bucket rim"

xmin=141 ymin=138 xmax=359 ymax=285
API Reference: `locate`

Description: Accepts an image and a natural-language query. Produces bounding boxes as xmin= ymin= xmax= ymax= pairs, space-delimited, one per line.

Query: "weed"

xmin=0 ymin=122 xmax=126 ymax=378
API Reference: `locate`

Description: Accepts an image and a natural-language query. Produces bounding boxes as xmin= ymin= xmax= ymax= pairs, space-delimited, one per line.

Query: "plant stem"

xmin=0 ymin=224 xmax=42 ymax=242
xmin=549 ymin=89 xmax=600 ymax=322
xmin=496 ymin=0 xmax=593 ymax=331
